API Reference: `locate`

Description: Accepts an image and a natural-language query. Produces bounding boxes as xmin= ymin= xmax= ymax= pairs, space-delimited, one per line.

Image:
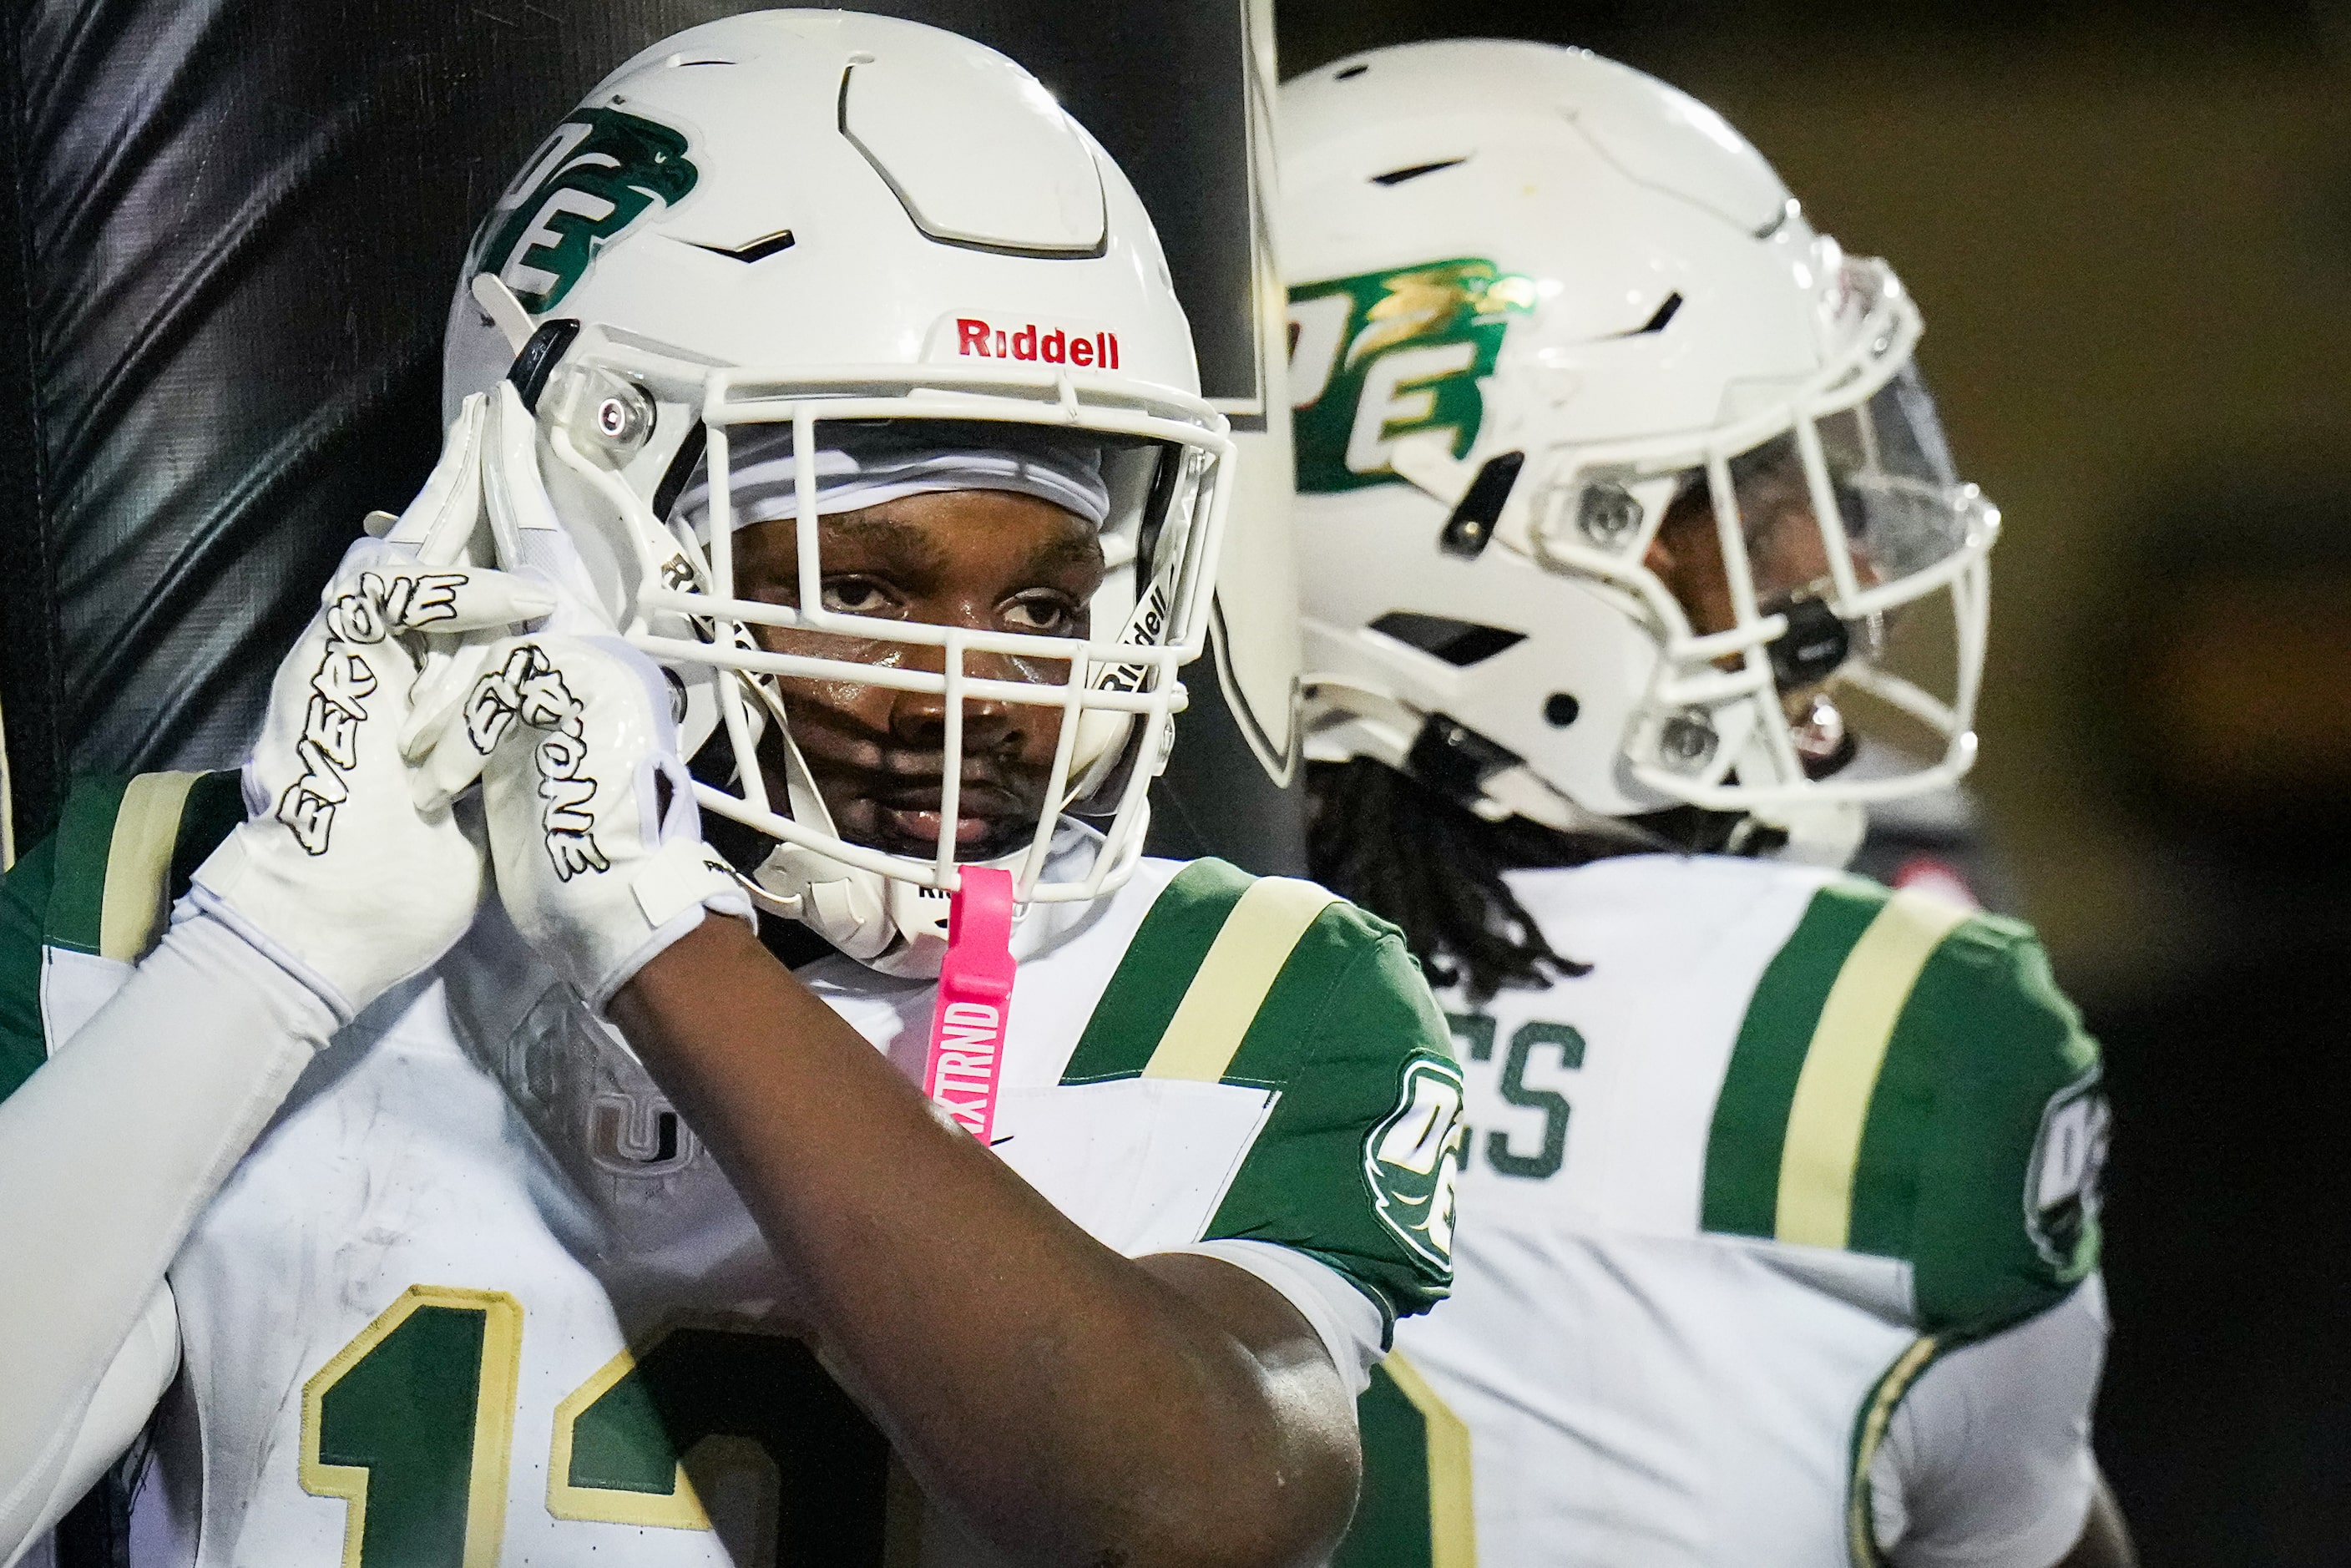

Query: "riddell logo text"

xmin=958 ymin=318 xmax=1120 ymax=370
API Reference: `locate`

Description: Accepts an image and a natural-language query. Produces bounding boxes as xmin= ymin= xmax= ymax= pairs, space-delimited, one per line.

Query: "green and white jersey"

xmin=0 ymin=772 xmax=1462 ymax=1568
xmin=1337 ymin=852 xmax=2109 ymax=1568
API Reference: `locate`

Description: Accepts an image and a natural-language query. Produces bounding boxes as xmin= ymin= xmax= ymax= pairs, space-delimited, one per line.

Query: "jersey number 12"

xmin=301 ymin=1285 xmax=903 ymax=1567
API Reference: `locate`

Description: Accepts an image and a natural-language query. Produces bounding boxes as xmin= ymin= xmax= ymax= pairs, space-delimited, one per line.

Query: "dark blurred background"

xmin=0 ymin=0 xmax=2334 ymax=1560
xmin=1277 ymin=2 xmax=2351 ymax=1560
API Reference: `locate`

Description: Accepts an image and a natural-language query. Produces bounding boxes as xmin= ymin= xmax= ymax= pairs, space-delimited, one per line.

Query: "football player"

xmin=0 ymin=15 xmax=1465 ymax=1568
xmin=1279 ymin=40 xmax=2130 ymax=1568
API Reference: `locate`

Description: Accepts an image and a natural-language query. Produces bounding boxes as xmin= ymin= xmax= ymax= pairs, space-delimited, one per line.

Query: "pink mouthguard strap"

xmin=923 ymin=867 xmax=1017 ymax=1144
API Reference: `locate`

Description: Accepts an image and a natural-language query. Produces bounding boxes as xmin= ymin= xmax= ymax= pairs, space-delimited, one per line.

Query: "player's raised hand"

xmin=432 ymin=631 xmax=752 ymax=1011
xmin=183 ymin=537 xmax=554 ymax=1022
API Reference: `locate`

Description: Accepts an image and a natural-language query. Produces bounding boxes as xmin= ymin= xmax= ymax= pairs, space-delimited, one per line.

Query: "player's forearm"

xmin=0 ymin=914 xmax=330 ymax=1545
xmin=611 ymin=916 xmax=1352 ymax=1568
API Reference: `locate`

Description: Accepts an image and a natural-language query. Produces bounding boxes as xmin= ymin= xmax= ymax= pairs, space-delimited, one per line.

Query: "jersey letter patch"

xmin=1367 ymin=1058 xmax=1467 ymax=1267
xmin=2027 ymin=1071 xmax=2110 ymax=1272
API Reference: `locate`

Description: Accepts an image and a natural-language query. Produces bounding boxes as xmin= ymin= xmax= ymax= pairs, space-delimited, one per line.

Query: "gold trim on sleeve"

xmin=1382 ymin=1351 xmax=1478 ymax=1568
xmin=1141 ymin=877 xmax=1338 ymax=1084
xmin=1776 ymin=888 xmax=1973 ymax=1249
xmin=98 ymin=771 xmax=202 ymax=962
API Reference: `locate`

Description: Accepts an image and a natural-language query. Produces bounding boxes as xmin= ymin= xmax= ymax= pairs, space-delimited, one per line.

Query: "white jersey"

xmin=1333 ymin=853 xmax=2109 ymax=1568
xmin=0 ymin=772 xmax=1464 ymax=1568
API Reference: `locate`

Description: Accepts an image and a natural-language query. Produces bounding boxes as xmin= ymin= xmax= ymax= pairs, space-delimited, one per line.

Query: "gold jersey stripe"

xmin=1846 ymin=1334 xmax=1944 ymax=1566
xmin=1140 ymin=877 xmax=1339 ymax=1083
xmin=99 ymin=771 xmax=203 ymax=963
xmin=1383 ymin=1352 xmax=1479 ymax=1568
xmin=1775 ymin=888 xmax=1974 ymax=1249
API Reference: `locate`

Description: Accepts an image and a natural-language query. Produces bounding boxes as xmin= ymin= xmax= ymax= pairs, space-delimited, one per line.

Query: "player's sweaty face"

xmin=732 ymin=490 xmax=1105 ymax=862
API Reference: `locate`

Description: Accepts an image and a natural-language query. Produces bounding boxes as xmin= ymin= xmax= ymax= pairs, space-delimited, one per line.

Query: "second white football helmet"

xmin=1280 ymin=41 xmax=1995 ymax=839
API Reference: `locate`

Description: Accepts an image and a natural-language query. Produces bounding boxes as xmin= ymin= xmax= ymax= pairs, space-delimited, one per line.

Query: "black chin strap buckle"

xmin=1407 ymin=713 xmax=1522 ymax=806
xmin=506 ymin=317 xmax=582 ymax=413
xmin=1767 ymin=595 xmax=1853 ymax=690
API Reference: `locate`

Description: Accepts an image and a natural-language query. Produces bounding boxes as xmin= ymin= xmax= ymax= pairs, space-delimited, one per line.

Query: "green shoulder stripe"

xmin=0 ymin=770 xmax=245 ymax=1105
xmin=1066 ymin=862 xmax=1464 ymax=1326
xmin=1703 ymin=883 xmax=2106 ymax=1333
xmin=1853 ymin=915 xmax=2103 ymax=1330
xmin=49 ymin=770 xmax=241 ymax=962
xmin=1205 ymin=912 xmax=1461 ymax=1328
xmin=1702 ymin=881 xmax=1891 ymax=1239
xmin=1062 ymin=860 xmax=1352 ymax=1089
xmin=1060 ymin=857 xmax=1256 ymax=1085
xmin=0 ymin=832 xmax=58 ymax=1101
xmin=43 ymin=773 xmax=134 ymax=956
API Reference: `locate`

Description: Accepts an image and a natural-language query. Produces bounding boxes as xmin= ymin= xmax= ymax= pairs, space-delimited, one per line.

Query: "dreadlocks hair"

xmin=1307 ymin=757 xmax=1600 ymax=1005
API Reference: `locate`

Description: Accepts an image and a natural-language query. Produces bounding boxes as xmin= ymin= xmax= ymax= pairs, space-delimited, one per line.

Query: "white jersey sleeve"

xmin=1166 ymin=1238 xmax=1390 ymax=1397
xmin=1337 ymin=857 xmax=2112 ymax=1568
xmin=0 ymin=914 xmax=330 ymax=1561
xmin=1869 ymin=1276 xmax=2108 ymax=1568
xmin=1 ymin=1285 xmax=180 ymax=1568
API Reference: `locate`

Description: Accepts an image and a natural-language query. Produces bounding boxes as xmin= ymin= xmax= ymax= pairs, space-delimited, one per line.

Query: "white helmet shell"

xmin=436 ymin=11 xmax=1235 ymax=969
xmin=1280 ymin=40 xmax=1995 ymax=827
xmin=444 ymin=11 xmax=1201 ymax=417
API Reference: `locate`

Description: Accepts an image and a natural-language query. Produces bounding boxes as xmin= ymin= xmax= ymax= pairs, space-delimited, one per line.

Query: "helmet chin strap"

xmin=1710 ymin=699 xmax=1865 ymax=868
xmin=1747 ymin=799 xmax=1868 ymax=868
xmin=1474 ymin=764 xmax=1674 ymax=852
xmin=725 ymin=671 xmax=1036 ymax=978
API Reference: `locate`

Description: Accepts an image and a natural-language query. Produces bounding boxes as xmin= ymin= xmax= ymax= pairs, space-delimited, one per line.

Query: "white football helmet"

xmin=432 ymin=10 xmax=1233 ymax=971
xmin=1279 ymin=41 xmax=1995 ymax=844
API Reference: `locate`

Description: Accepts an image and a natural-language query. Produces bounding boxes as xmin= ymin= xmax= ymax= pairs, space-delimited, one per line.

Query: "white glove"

xmin=184 ymin=538 xmax=554 ymax=1022
xmin=447 ymin=633 xmax=752 ymax=1011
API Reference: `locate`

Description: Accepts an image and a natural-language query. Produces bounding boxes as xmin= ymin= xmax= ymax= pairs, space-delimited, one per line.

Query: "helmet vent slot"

xmin=684 ymin=229 xmax=797 ymax=264
xmin=1335 ymin=63 xmax=1370 ymax=80
xmin=1440 ymin=450 xmax=1524 ymax=557
xmin=1369 ymin=611 xmax=1527 ymax=668
xmin=1371 ymin=157 xmax=1467 ymax=188
xmin=1624 ymin=292 xmax=1683 ymax=336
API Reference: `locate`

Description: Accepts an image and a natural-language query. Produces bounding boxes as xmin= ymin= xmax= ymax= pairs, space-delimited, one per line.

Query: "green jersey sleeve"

xmin=0 ymin=830 xmax=58 ymax=1101
xmin=0 ymin=769 xmax=248 ymax=1104
xmin=1701 ymin=881 xmax=2106 ymax=1335
xmin=1060 ymin=859 xmax=1464 ymax=1335
xmin=1863 ymin=912 xmax=2106 ymax=1332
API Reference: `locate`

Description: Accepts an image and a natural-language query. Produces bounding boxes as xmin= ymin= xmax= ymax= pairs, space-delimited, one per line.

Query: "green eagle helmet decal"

xmin=471 ymin=107 xmax=701 ymax=316
xmin=1288 ymin=258 xmax=1537 ymax=495
xmin=1365 ymin=1055 xmax=1468 ymax=1269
